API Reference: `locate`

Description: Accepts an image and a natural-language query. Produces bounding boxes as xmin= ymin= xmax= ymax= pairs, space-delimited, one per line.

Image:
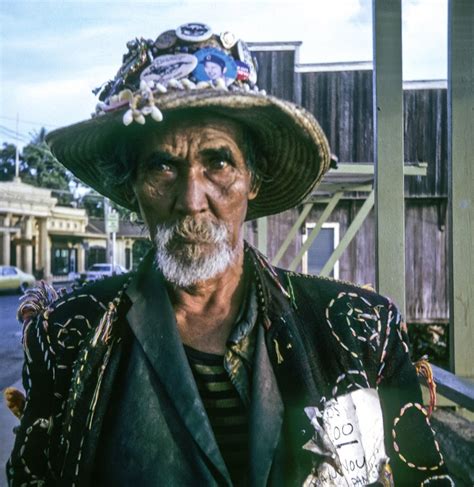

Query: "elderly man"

xmin=7 ymin=23 xmax=452 ymax=487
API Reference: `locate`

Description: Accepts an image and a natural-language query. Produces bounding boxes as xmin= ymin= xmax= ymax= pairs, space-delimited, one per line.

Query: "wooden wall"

xmin=248 ymin=47 xmax=449 ymax=323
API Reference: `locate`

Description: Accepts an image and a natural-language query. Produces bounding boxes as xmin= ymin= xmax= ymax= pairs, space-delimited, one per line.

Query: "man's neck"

xmin=169 ymin=246 xmax=247 ymax=355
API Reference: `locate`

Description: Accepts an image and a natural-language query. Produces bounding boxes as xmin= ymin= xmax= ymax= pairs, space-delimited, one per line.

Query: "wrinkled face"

xmin=132 ymin=115 xmax=258 ymax=286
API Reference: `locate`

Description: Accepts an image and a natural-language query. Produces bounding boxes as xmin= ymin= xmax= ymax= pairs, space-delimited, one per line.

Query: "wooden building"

xmin=246 ymin=43 xmax=449 ymax=325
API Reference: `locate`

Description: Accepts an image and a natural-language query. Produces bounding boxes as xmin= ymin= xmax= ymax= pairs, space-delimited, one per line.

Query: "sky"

xmin=0 ymin=0 xmax=447 ymax=148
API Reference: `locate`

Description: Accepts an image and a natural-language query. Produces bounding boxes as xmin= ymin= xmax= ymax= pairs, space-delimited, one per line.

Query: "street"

xmin=0 ymin=292 xmax=24 ymax=487
xmin=0 ymin=293 xmax=24 ymax=391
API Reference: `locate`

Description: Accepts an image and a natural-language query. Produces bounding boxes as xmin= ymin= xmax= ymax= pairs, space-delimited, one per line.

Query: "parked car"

xmin=0 ymin=266 xmax=36 ymax=293
xmin=77 ymin=263 xmax=127 ymax=283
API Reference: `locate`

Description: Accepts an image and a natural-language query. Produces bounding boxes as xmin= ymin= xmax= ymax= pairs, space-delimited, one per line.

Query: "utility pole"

xmin=14 ymin=113 xmax=20 ymax=181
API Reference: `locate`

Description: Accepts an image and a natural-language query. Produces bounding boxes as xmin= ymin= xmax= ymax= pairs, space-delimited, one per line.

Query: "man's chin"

xmin=168 ymin=242 xmax=217 ymax=262
xmin=155 ymin=243 xmax=237 ymax=287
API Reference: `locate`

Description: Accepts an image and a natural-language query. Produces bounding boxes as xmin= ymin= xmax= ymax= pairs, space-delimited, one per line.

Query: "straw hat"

xmin=46 ymin=23 xmax=331 ymax=220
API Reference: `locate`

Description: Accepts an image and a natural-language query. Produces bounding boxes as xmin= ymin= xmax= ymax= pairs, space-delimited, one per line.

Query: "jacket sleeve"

xmin=377 ymin=300 xmax=454 ymax=486
xmin=6 ymin=310 xmax=55 ymax=486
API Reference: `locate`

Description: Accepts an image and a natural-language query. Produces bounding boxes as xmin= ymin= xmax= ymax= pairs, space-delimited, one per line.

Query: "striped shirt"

xmin=185 ymin=345 xmax=248 ymax=486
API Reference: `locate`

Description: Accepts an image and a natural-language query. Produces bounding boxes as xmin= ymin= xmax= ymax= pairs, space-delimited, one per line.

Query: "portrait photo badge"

xmin=140 ymin=54 xmax=198 ymax=85
xmin=176 ymin=22 xmax=213 ymax=43
xmin=192 ymin=48 xmax=237 ymax=86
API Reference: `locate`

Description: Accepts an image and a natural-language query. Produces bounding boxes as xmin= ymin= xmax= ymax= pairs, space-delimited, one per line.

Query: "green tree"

xmin=20 ymin=128 xmax=75 ymax=205
xmin=0 ymin=142 xmax=17 ymax=181
xmin=0 ymin=129 xmax=132 ymax=218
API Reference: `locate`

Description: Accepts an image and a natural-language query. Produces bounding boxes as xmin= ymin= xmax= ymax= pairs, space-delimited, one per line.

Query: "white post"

xmin=112 ymin=231 xmax=116 ymax=272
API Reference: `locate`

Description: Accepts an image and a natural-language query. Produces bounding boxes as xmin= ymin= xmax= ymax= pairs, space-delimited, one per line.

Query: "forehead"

xmin=139 ymin=113 xmax=244 ymax=154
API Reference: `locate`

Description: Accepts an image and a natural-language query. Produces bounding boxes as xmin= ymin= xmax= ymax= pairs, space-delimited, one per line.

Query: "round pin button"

xmin=176 ymin=22 xmax=212 ymax=43
xmin=235 ymin=60 xmax=250 ymax=81
xmin=236 ymin=40 xmax=257 ymax=85
xmin=140 ymin=54 xmax=198 ymax=85
xmin=220 ymin=31 xmax=236 ymax=49
xmin=154 ymin=30 xmax=177 ymax=50
xmin=192 ymin=48 xmax=237 ymax=86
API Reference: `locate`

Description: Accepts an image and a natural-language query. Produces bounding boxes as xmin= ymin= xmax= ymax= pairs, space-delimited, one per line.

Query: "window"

xmin=3 ymin=267 xmax=18 ymax=276
xmin=51 ymin=248 xmax=77 ymax=275
xmin=302 ymin=223 xmax=340 ymax=278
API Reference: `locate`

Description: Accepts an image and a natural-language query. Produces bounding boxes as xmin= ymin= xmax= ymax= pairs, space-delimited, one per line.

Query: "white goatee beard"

xmin=154 ymin=216 xmax=239 ymax=288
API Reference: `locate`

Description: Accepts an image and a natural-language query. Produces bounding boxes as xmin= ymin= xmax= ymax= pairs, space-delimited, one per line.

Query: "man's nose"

xmin=174 ymin=170 xmax=209 ymax=215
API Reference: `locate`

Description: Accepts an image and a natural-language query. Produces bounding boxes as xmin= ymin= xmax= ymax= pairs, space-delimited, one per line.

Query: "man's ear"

xmin=248 ymin=177 xmax=261 ymax=200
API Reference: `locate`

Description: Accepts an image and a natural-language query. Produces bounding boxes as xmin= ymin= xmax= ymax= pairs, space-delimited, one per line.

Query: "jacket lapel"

xmin=248 ymin=313 xmax=284 ymax=486
xmin=125 ymin=265 xmax=230 ymax=484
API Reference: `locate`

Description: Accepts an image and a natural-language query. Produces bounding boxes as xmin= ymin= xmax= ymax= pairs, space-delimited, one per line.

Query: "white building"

xmin=0 ymin=178 xmax=148 ymax=282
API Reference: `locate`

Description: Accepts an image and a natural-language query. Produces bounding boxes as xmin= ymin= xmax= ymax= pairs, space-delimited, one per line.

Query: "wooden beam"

xmin=289 ymin=192 xmax=342 ymax=271
xmin=272 ymin=203 xmax=313 ymax=266
xmin=373 ymin=0 xmax=406 ymax=316
xmin=329 ymin=162 xmax=427 ymax=176
xmin=431 ymin=365 xmax=474 ymax=411
xmin=448 ymin=0 xmax=474 ymax=377
xmin=256 ymin=217 xmax=268 ymax=255
xmin=320 ymin=191 xmax=375 ymax=277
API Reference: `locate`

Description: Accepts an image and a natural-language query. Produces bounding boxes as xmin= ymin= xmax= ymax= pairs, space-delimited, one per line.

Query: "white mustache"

xmin=156 ymin=216 xmax=228 ymax=248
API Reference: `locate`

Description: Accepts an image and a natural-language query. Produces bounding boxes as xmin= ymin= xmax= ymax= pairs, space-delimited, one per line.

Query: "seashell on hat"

xmin=45 ymin=22 xmax=331 ymax=220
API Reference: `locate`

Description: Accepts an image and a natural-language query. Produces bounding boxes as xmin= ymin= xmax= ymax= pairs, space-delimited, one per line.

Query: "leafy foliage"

xmin=0 ymin=143 xmax=17 ymax=181
xmin=0 ymin=128 xmax=132 ymax=215
xmin=407 ymin=323 xmax=449 ymax=369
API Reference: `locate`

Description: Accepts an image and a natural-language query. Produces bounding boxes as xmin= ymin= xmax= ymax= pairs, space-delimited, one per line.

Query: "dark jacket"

xmin=7 ymin=247 xmax=452 ymax=486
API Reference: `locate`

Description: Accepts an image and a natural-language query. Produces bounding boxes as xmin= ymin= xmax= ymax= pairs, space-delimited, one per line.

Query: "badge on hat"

xmin=220 ymin=31 xmax=237 ymax=49
xmin=140 ymin=54 xmax=198 ymax=85
xmin=235 ymin=60 xmax=251 ymax=81
xmin=154 ymin=30 xmax=177 ymax=50
xmin=192 ymin=48 xmax=237 ymax=86
xmin=176 ymin=22 xmax=212 ymax=42
xmin=236 ymin=40 xmax=257 ymax=85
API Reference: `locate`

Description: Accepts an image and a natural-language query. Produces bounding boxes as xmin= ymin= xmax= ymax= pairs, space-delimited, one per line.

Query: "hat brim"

xmin=46 ymin=89 xmax=330 ymax=220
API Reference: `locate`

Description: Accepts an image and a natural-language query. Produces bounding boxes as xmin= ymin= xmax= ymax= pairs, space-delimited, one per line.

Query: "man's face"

xmin=132 ymin=115 xmax=258 ymax=286
xmin=204 ymin=61 xmax=225 ymax=80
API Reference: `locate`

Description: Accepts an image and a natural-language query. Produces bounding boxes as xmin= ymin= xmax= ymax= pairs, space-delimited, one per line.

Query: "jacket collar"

xmin=125 ymin=261 xmax=232 ymax=483
xmin=124 ymin=248 xmax=286 ymax=485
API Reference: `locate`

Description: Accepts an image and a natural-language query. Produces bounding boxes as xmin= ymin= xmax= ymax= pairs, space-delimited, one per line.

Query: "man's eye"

xmin=151 ymin=161 xmax=174 ymax=173
xmin=208 ymin=159 xmax=229 ymax=170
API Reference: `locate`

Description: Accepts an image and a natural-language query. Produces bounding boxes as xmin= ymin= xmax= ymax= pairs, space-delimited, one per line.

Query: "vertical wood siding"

xmin=246 ymin=46 xmax=449 ymax=323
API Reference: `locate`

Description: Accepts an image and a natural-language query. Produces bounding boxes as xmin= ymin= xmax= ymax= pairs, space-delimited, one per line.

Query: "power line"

xmin=0 ymin=130 xmax=30 ymax=143
xmin=0 ymin=125 xmax=30 ymax=142
xmin=0 ymin=115 xmax=56 ymax=128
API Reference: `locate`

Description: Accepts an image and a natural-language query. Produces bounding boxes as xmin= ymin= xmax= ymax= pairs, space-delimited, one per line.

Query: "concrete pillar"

xmin=2 ymin=214 xmax=11 ymax=265
xmin=77 ymin=244 xmax=85 ymax=273
xmin=15 ymin=237 xmax=21 ymax=268
xmin=22 ymin=217 xmax=34 ymax=274
xmin=39 ymin=218 xmax=51 ymax=281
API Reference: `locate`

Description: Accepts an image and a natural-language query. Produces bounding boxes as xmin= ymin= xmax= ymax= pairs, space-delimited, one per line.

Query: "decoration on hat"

xmin=140 ymin=54 xmax=198 ymax=85
xmin=192 ymin=47 xmax=237 ymax=86
xmin=176 ymin=22 xmax=212 ymax=42
xmin=235 ymin=60 xmax=251 ymax=81
xmin=92 ymin=24 xmax=267 ymax=127
xmin=220 ymin=31 xmax=237 ymax=49
xmin=236 ymin=40 xmax=257 ymax=85
xmin=154 ymin=29 xmax=178 ymax=50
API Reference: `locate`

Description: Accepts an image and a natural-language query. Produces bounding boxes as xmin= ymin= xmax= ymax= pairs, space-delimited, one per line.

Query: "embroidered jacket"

xmin=6 ymin=247 xmax=453 ymax=486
